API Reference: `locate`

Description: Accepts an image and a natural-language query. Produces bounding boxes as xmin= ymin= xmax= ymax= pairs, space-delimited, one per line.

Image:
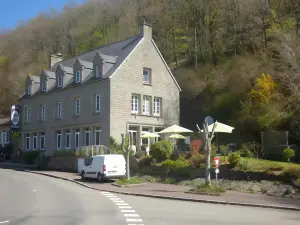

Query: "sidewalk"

xmin=26 ymin=170 xmax=300 ymax=210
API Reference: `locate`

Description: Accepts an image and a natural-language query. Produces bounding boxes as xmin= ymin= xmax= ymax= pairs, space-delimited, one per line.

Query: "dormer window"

xmin=95 ymin=65 xmax=100 ymax=78
xmin=57 ymin=76 xmax=63 ymax=88
xmin=41 ymin=80 xmax=46 ymax=92
xmin=26 ymin=84 xmax=31 ymax=95
xmin=75 ymin=70 xmax=81 ymax=83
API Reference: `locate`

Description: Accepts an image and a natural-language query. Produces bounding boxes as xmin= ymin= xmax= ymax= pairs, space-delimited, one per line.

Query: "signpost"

xmin=214 ymin=157 xmax=220 ymax=184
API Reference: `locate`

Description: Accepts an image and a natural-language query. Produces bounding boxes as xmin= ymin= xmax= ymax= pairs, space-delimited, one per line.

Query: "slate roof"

xmin=50 ymin=35 xmax=142 ymax=80
xmin=43 ymin=70 xmax=56 ymax=79
xmin=29 ymin=75 xmax=40 ymax=83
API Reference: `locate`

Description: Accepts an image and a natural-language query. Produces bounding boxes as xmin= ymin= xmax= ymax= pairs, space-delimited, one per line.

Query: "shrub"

xmin=170 ymin=151 xmax=180 ymax=160
xmin=150 ymin=140 xmax=173 ymax=162
xmin=135 ymin=151 xmax=145 ymax=159
xmin=188 ymin=153 xmax=205 ymax=168
xmin=282 ymin=168 xmax=300 ymax=181
xmin=237 ymin=159 xmax=251 ymax=172
xmin=219 ymin=145 xmax=228 ymax=156
xmin=162 ymin=157 xmax=191 ymax=177
xmin=138 ymin=156 xmax=153 ymax=169
xmin=228 ymin=152 xmax=241 ymax=167
xmin=282 ymin=148 xmax=295 ymax=163
xmin=22 ymin=151 xmax=40 ymax=164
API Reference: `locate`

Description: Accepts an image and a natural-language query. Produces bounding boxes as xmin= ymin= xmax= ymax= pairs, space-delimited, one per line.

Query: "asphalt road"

xmin=1 ymin=169 xmax=300 ymax=225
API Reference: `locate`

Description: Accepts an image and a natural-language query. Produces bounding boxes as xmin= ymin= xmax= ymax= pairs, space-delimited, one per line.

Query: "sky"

xmin=0 ymin=0 xmax=85 ymax=30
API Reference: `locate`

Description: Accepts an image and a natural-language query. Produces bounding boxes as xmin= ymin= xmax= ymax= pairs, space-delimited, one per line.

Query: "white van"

xmin=81 ymin=154 xmax=126 ymax=182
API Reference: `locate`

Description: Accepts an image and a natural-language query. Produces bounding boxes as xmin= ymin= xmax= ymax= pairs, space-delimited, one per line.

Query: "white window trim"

xmin=25 ymin=136 xmax=30 ymax=151
xmin=154 ymin=97 xmax=161 ymax=116
xmin=41 ymin=80 xmax=46 ymax=91
xmin=57 ymin=102 xmax=62 ymax=119
xmin=40 ymin=134 xmax=45 ymax=150
xmin=57 ymin=76 xmax=63 ymax=88
xmin=95 ymin=94 xmax=100 ymax=113
xmin=142 ymin=96 xmax=151 ymax=115
xmin=85 ymin=131 xmax=91 ymax=146
xmin=56 ymin=131 xmax=62 ymax=149
xmin=95 ymin=128 xmax=102 ymax=145
xmin=75 ymin=131 xmax=80 ymax=148
xmin=33 ymin=135 xmax=37 ymax=150
xmin=143 ymin=68 xmax=151 ymax=84
xmin=65 ymin=132 xmax=71 ymax=149
xmin=40 ymin=105 xmax=45 ymax=121
xmin=75 ymin=98 xmax=80 ymax=115
xmin=75 ymin=70 xmax=81 ymax=83
xmin=26 ymin=108 xmax=30 ymax=123
xmin=131 ymin=95 xmax=139 ymax=114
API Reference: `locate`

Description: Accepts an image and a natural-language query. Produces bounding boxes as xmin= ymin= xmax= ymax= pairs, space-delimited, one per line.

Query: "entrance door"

xmin=141 ymin=127 xmax=150 ymax=149
xmin=128 ymin=126 xmax=137 ymax=146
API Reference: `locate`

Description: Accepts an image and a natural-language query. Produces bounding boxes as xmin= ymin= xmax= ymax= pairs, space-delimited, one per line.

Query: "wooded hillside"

xmin=1 ymin=0 xmax=300 ymax=143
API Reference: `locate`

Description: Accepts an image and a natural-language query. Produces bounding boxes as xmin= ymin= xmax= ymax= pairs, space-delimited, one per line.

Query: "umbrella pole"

xmin=216 ymin=133 xmax=219 ymax=153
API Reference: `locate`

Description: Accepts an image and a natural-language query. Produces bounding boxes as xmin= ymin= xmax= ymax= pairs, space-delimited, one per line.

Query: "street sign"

xmin=213 ymin=157 xmax=220 ymax=168
xmin=215 ymin=168 xmax=219 ymax=174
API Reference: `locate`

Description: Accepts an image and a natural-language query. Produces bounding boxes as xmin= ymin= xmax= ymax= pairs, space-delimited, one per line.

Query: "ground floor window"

xmin=95 ymin=128 xmax=101 ymax=145
xmin=33 ymin=133 xmax=37 ymax=150
xmin=65 ymin=130 xmax=70 ymax=148
xmin=128 ymin=126 xmax=137 ymax=146
xmin=75 ymin=129 xmax=80 ymax=148
xmin=1 ymin=130 xmax=8 ymax=144
xmin=56 ymin=131 xmax=62 ymax=149
xmin=25 ymin=134 xmax=30 ymax=150
xmin=40 ymin=132 xmax=45 ymax=150
xmin=85 ymin=128 xmax=90 ymax=146
xmin=141 ymin=127 xmax=151 ymax=148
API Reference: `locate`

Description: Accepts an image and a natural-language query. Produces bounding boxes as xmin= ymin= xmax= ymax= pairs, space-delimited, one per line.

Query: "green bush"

xmin=237 ymin=159 xmax=251 ymax=172
xmin=188 ymin=153 xmax=205 ymax=168
xmin=282 ymin=168 xmax=300 ymax=181
xmin=22 ymin=151 xmax=40 ymax=164
xmin=240 ymin=149 xmax=253 ymax=158
xmin=138 ymin=156 xmax=154 ymax=169
xmin=228 ymin=152 xmax=241 ymax=167
xmin=162 ymin=157 xmax=191 ymax=177
xmin=282 ymin=148 xmax=295 ymax=162
xmin=170 ymin=151 xmax=180 ymax=160
xmin=135 ymin=151 xmax=145 ymax=159
xmin=150 ymin=140 xmax=173 ymax=162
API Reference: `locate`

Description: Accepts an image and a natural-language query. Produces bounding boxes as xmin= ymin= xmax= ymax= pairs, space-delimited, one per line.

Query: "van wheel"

xmin=97 ymin=173 xmax=104 ymax=183
xmin=81 ymin=171 xmax=86 ymax=180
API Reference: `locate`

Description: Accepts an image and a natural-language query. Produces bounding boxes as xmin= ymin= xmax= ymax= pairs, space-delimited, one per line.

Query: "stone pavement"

xmin=27 ymin=170 xmax=300 ymax=210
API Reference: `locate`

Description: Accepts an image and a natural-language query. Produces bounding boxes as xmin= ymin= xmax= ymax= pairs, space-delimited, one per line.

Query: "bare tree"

xmin=121 ymin=133 xmax=133 ymax=180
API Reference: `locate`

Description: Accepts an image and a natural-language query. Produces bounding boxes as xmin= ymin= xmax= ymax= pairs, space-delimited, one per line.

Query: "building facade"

xmin=0 ymin=117 xmax=10 ymax=148
xmin=18 ymin=22 xmax=181 ymax=153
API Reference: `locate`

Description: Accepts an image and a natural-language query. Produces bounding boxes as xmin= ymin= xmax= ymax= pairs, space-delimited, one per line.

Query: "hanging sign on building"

xmin=11 ymin=105 xmax=21 ymax=129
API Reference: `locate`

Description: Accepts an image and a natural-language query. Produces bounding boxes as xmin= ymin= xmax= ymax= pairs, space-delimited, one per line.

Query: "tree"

xmin=121 ymin=133 xmax=133 ymax=180
xmin=196 ymin=121 xmax=217 ymax=186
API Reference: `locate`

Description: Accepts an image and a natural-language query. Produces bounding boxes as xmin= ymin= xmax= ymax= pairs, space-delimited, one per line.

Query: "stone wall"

xmin=47 ymin=156 xmax=78 ymax=172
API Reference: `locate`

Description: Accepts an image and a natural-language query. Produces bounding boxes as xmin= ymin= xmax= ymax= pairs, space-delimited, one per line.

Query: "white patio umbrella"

xmin=200 ymin=121 xmax=235 ymax=133
xmin=158 ymin=124 xmax=193 ymax=134
xmin=169 ymin=134 xmax=186 ymax=139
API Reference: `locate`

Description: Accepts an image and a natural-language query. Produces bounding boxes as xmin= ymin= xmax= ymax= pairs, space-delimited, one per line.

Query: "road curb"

xmin=25 ymin=170 xmax=300 ymax=211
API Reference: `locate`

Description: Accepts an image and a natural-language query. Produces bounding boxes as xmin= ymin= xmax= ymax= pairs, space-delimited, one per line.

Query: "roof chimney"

xmin=140 ymin=19 xmax=152 ymax=41
xmin=49 ymin=53 xmax=63 ymax=68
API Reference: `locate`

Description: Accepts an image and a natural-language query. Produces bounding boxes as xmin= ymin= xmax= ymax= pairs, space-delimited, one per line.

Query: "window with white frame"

xmin=75 ymin=97 xmax=80 ymax=115
xmin=142 ymin=96 xmax=151 ymax=115
xmin=143 ymin=68 xmax=151 ymax=84
xmin=26 ymin=108 xmax=30 ymax=123
xmin=95 ymin=65 xmax=100 ymax=78
xmin=25 ymin=134 xmax=30 ymax=150
xmin=75 ymin=70 xmax=81 ymax=83
xmin=57 ymin=76 xmax=63 ymax=88
xmin=131 ymin=95 xmax=139 ymax=114
xmin=85 ymin=129 xmax=90 ymax=146
xmin=154 ymin=97 xmax=161 ymax=116
xmin=26 ymin=84 xmax=31 ymax=95
xmin=75 ymin=129 xmax=80 ymax=148
xmin=56 ymin=131 xmax=62 ymax=149
xmin=65 ymin=130 xmax=70 ymax=148
xmin=95 ymin=94 xmax=100 ymax=113
xmin=95 ymin=128 xmax=101 ymax=145
xmin=40 ymin=132 xmax=45 ymax=150
xmin=40 ymin=105 xmax=45 ymax=121
xmin=41 ymin=80 xmax=46 ymax=91
xmin=57 ymin=101 xmax=62 ymax=119
xmin=33 ymin=133 xmax=37 ymax=150
xmin=1 ymin=130 xmax=8 ymax=144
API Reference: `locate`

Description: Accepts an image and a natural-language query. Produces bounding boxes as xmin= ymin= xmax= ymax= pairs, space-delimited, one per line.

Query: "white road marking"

xmin=128 ymin=224 xmax=144 ymax=225
xmin=0 ymin=221 xmax=9 ymax=224
xmin=124 ymin=214 xmax=139 ymax=217
xmin=112 ymin=200 xmax=125 ymax=203
xmin=118 ymin=206 xmax=132 ymax=209
xmin=32 ymin=190 xmax=36 ymax=192
xmin=121 ymin=209 xmax=135 ymax=213
xmin=116 ymin=203 xmax=129 ymax=206
xmin=126 ymin=218 xmax=143 ymax=222
xmin=109 ymin=198 xmax=121 ymax=201
xmin=99 ymin=191 xmax=110 ymax=194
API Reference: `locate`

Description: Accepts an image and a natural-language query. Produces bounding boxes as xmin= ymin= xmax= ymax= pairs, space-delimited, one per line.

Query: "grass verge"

xmin=189 ymin=183 xmax=226 ymax=196
xmin=115 ymin=176 xmax=144 ymax=186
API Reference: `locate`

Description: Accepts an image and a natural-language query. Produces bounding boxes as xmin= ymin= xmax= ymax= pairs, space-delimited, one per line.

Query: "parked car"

xmin=81 ymin=154 xmax=126 ymax=182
